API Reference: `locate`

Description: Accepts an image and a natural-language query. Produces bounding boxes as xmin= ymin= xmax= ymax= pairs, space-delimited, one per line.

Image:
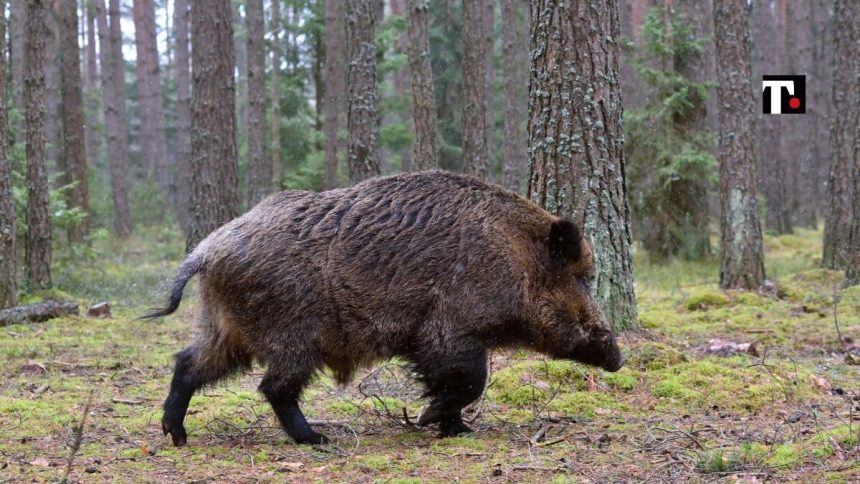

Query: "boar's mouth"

xmin=566 ymin=331 xmax=624 ymax=372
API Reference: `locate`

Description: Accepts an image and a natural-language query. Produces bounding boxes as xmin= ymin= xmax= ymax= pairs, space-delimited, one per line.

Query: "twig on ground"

xmin=60 ymin=390 xmax=94 ymax=484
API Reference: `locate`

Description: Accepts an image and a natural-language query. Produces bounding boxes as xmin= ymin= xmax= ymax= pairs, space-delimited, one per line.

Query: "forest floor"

xmin=1 ymin=226 xmax=859 ymax=482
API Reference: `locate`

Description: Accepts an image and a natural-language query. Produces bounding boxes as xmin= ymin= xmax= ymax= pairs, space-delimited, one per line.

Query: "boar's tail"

xmin=141 ymin=253 xmax=204 ymax=319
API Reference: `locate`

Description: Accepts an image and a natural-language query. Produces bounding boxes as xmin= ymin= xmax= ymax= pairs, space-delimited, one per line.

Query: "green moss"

xmin=602 ymin=370 xmax=638 ymax=391
xmin=686 ymin=289 xmax=729 ymax=310
xmin=766 ymin=444 xmax=802 ymax=468
xmin=627 ymin=342 xmax=688 ymax=371
xmin=548 ymin=391 xmax=627 ymax=418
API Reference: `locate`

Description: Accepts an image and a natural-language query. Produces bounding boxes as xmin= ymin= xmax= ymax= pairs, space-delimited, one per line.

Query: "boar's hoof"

xmin=439 ymin=419 xmax=473 ymax=437
xmin=292 ymin=430 xmax=329 ymax=446
xmin=162 ymin=422 xmax=188 ymax=447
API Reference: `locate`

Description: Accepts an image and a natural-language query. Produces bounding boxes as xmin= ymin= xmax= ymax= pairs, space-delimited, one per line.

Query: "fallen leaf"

xmin=594 ymin=407 xmax=611 ymax=415
xmin=810 ymin=374 xmax=831 ymax=393
xmin=29 ymin=457 xmax=50 ymax=467
xmin=281 ymin=462 xmax=304 ymax=470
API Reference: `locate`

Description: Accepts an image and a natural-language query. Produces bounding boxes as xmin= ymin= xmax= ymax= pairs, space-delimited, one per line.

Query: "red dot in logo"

xmin=789 ymin=97 xmax=801 ymax=109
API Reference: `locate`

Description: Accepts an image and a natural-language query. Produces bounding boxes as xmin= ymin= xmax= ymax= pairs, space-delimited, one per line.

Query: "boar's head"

xmin=530 ymin=219 xmax=624 ymax=372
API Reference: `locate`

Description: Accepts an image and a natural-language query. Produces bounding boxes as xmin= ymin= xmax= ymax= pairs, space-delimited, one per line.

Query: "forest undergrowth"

xmin=1 ymin=227 xmax=858 ymax=482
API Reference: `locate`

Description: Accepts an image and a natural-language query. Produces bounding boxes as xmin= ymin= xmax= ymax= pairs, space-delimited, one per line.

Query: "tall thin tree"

xmin=462 ymin=0 xmax=490 ymax=180
xmin=822 ymin=0 xmax=859 ymax=270
xmin=25 ymin=0 xmax=52 ymax=289
xmin=324 ymin=0 xmax=347 ymax=188
xmin=713 ymin=0 xmax=766 ymax=290
xmin=60 ymin=0 xmax=90 ymax=242
xmin=95 ymin=0 xmax=133 ymax=237
xmin=133 ymin=0 xmax=172 ymax=207
xmin=187 ymin=0 xmax=239 ymax=250
xmin=174 ymin=0 xmax=192 ymax=233
xmin=245 ymin=0 xmax=270 ymax=206
xmin=501 ymin=0 xmax=528 ymax=192
xmin=84 ymin=0 xmax=101 ymax=172
xmin=346 ymin=0 xmax=382 ymax=184
xmin=271 ymin=0 xmax=282 ymax=190
xmin=0 ymin=0 xmax=17 ymax=308
xmin=527 ymin=0 xmax=638 ymax=331
xmin=406 ymin=0 xmax=438 ymax=170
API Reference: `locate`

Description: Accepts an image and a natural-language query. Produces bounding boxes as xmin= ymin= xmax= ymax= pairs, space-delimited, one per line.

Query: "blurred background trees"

xmin=1 ymin=0 xmax=859 ymax=315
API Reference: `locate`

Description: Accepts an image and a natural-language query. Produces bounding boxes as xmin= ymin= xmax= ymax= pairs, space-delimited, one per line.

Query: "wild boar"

xmin=145 ymin=170 xmax=623 ymax=446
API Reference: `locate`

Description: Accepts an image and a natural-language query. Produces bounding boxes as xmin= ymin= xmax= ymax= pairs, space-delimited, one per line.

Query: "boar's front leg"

xmin=259 ymin=366 xmax=329 ymax=445
xmin=416 ymin=348 xmax=488 ymax=436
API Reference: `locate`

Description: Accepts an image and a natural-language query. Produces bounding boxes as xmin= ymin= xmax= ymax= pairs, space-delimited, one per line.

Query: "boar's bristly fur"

xmin=147 ymin=170 xmax=623 ymax=446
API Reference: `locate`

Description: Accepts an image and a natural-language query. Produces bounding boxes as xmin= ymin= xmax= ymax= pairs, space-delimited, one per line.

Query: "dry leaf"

xmin=594 ymin=407 xmax=611 ymax=415
xmin=809 ymin=374 xmax=831 ymax=392
xmin=29 ymin=457 xmax=50 ymax=467
xmin=281 ymin=462 xmax=304 ymax=470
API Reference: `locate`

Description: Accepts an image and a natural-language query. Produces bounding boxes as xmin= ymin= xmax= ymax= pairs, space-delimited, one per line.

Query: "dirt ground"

xmin=1 ymin=228 xmax=858 ymax=482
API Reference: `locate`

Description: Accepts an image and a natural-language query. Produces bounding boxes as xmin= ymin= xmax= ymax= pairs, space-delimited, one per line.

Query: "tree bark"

xmin=753 ymin=0 xmax=792 ymax=234
xmin=187 ymin=0 xmax=239 ymax=251
xmin=0 ymin=0 xmax=17 ymax=308
xmin=271 ymin=0 xmax=282 ymax=190
xmin=95 ymin=0 xmax=133 ymax=237
xmin=174 ymin=0 xmax=192 ymax=234
xmin=501 ymin=0 xmax=528 ymax=192
xmin=84 ymin=0 xmax=101 ymax=173
xmin=9 ymin=0 xmax=26 ymax=126
xmin=45 ymin=1 xmax=61 ymax=182
xmin=25 ymin=0 xmax=52 ymax=290
xmin=0 ymin=300 xmax=78 ymax=326
xmin=713 ymin=0 xmax=766 ymax=290
xmin=462 ymin=0 xmax=490 ymax=180
xmin=232 ymin=1 xmax=247 ymax=172
xmin=483 ymin=0 xmax=495 ymax=173
xmin=244 ymin=0 xmax=270 ymax=207
xmin=133 ymin=0 xmax=172 ymax=210
xmin=391 ymin=0 xmax=414 ymax=172
xmin=822 ymin=0 xmax=858 ymax=270
xmin=346 ymin=0 xmax=381 ymax=184
xmin=527 ymin=0 xmax=638 ymax=331
xmin=324 ymin=0 xmax=346 ymax=188
xmin=59 ymin=0 xmax=90 ymax=242
xmin=406 ymin=0 xmax=438 ymax=171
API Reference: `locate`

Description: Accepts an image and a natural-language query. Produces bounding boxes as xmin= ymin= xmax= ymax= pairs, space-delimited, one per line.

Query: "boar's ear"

xmin=548 ymin=219 xmax=582 ymax=267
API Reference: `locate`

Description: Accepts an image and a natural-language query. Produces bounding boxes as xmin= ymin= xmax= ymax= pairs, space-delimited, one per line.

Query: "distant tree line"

xmin=1 ymin=0 xmax=859 ymax=328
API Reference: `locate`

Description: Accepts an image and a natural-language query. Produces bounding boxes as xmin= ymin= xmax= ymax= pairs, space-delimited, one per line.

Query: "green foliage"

xmin=624 ymin=8 xmax=717 ymax=260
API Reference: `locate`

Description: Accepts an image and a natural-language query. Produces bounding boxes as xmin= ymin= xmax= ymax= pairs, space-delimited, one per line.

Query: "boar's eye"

xmin=548 ymin=219 xmax=582 ymax=268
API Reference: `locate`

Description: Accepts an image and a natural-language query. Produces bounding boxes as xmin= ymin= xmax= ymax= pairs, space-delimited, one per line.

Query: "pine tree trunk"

xmin=822 ymin=0 xmax=858 ymax=270
xmin=45 ymin=2 xmax=61 ymax=182
xmin=0 ymin=0 xmax=17 ymax=308
xmin=483 ymin=0 xmax=495 ymax=173
xmin=244 ymin=0 xmax=270 ymax=207
xmin=391 ymin=0 xmax=414 ymax=173
xmin=713 ymin=0 xmax=766 ymax=290
xmin=324 ymin=0 xmax=346 ymax=188
xmin=95 ymin=0 xmax=133 ymax=237
xmin=174 ymin=0 xmax=192 ymax=234
xmin=9 ymin=0 xmax=26 ymax=128
xmin=811 ymin=0 xmax=831 ymax=222
xmin=59 ymin=0 xmax=90 ymax=242
xmin=501 ymin=0 xmax=528 ymax=192
xmin=346 ymin=0 xmax=381 ymax=184
xmin=753 ymin=0 xmax=792 ymax=234
xmin=84 ymin=0 xmax=101 ymax=173
xmin=25 ymin=0 xmax=52 ymax=290
xmin=133 ymin=0 xmax=172 ymax=211
xmin=233 ymin=1 xmax=248 ymax=172
xmin=187 ymin=0 xmax=239 ymax=251
xmin=787 ymin=1 xmax=818 ymax=229
xmin=527 ymin=0 xmax=638 ymax=331
xmin=847 ymin=89 xmax=860 ymax=285
xmin=270 ymin=0 xmax=282 ymax=190
xmin=406 ymin=0 xmax=438 ymax=171
xmin=462 ymin=0 xmax=490 ymax=180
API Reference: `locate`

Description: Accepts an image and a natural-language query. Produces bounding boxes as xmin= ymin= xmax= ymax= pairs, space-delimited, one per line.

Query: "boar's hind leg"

xmin=259 ymin=366 xmax=329 ymax=445
xmin=162 ymin=346 xmax=248 ymax=447
xmin=416 ymin=349 xmax=488 ymax=436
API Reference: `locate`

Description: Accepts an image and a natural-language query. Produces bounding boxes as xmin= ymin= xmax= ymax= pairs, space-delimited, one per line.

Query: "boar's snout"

xmin=602 ymin=335 xmax=624 ymax=372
